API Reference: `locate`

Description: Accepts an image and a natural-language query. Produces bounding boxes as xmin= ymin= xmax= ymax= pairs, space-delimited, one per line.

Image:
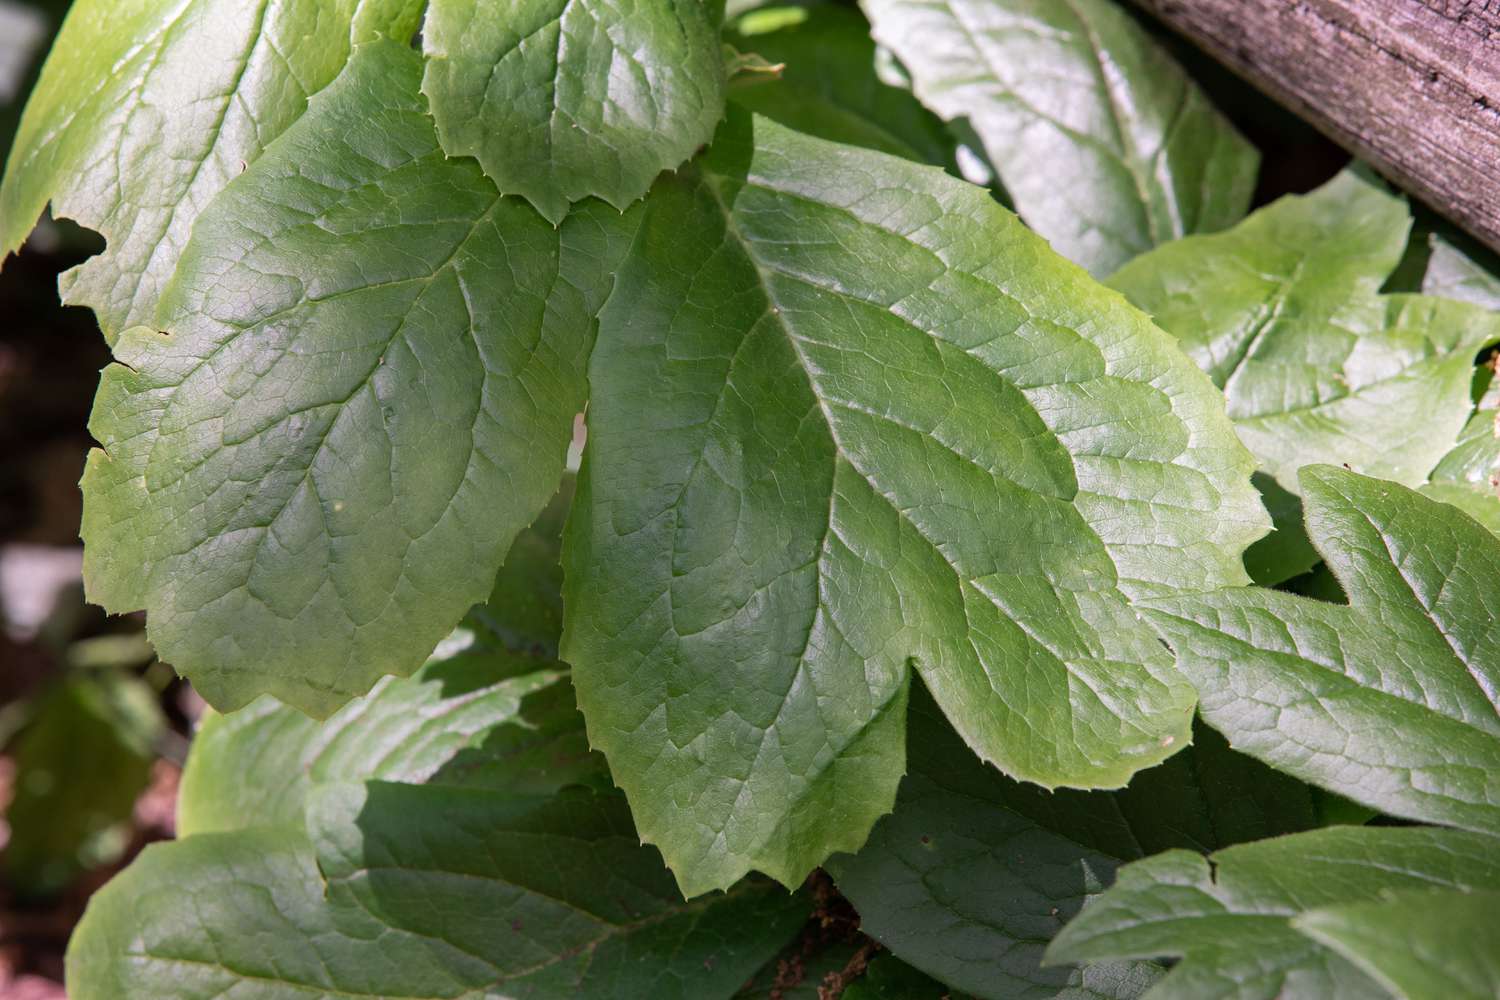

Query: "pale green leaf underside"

xmin=860 ymin=0 xmax=1257 ymax=276
xmin=1045 ymin=826 xmax=1500 ymax=1000
xmin=1111 ymin=170 xmax=1500 ymax=496
xmin=80 ymin=40 xmax=637 ymax=717
xmin=1294 ymin=889 xmax=1500 ymax=1000
xmin=1143 ymin=466 xmax=1500 ymax=835
xmin=564 ymin=108 xmax=1267 ymax=895
xmin=67 ymin=788 xmax=806 ymax=999
xmin=422 ymin=0 xmax=726 ymax=223
xmin=0 ymin=0 xmax=423 ymax=341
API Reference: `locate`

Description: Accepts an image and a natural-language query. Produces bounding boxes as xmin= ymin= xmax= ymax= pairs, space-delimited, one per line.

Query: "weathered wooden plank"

xmin=1130 ymin=0 xmax=1500 ymax=254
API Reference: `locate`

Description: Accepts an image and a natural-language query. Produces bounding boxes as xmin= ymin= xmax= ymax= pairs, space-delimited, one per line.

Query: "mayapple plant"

xmin=3 ymin=0 xmax=1498 ymax=997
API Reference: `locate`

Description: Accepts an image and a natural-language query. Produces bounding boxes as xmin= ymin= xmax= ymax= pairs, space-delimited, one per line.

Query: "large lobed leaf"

xmin=80 ymin=40 xmax=638 ymax=716
xmin=422 ymin=0 xmax=727 ymax=223
xmin=1046 ymin=826 xmax=1500 ymax=1000
xmin=860 ymin=0 xmax=1258 ymax=276
xmin=1143 ymin=466 xmax=1500 ymax=836
xmin=563 ymin=107 xmax=1268 ymax=894
xmin=0 ymin=0 xmax=423 ymax=341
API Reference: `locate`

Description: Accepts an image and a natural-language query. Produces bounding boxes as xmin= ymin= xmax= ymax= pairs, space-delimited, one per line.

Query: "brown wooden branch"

xmin=1129 ymin=0 xmax=1500 ymax=254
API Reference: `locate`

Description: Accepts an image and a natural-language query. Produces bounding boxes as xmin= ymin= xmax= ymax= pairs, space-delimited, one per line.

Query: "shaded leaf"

xmin=67 ymin=787 xmax=807 ymax=999
xmin=176 ymin=634 xmax=599 ymax=836
xmin=726 ymin=4 xmax=953 ymax=165
xmin=423 ymin=0 xmax=726 ymax=222
xmin=860 ymin=0 xmax=1257 ymax=276
xmin=827 ymin=687 xmax=1313 ymax=999
xmin=564 ymin=108 xmax=1266 ymax=894
xmin=4 ymin=674 xmax=164 ymax=896
xmin=80 ymin=40 xmax=637 ymax=716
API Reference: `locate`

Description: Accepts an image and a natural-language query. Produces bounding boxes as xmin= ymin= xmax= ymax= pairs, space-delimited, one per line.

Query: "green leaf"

xmin=1294 ymin=889 xmax=1500 ymax=1000
xmin=422 ymin=0 xmax=727 ymax=223
xmin=564 ymin=108 xmax=1267 ymax=894
xmin=79 ymin=40 xmax=638 ymax=717
xmin=859 ymin=0 xmax=1257 ymax=276
xmin=827 ymin=687 xmax=1313 ymax=999
xmin=67 ymin=786 xmax=807 ymax=999
xmin=1045 ymin=826 xmax=1500 ymax=1000
xmin=0 ymin=0 xmax=423 ymax=341
xmin=725 ymin=5 xmax=954 ymax=165
xmin=4 ymin=674 xmax=164 ymax=896
xmin=1111 ymin=169 xmax=1500 ymax=496
xmin=1143 ymin=465 xmax=1500 ymax=835
xmin=177 ymin=635 xmax=599 ymax=836
xmin=1422 ymin=233 xmax=1500 ymax=311
xmin=841 ymin=954 xmax=965 ymax=999
xmin=1421 ymin=379 xmax=1500 ymax=536
xmin=1242 ymin=473 xmax=1321 ymax=586
xmin=465 ymin=477 xmax=574 ymax=658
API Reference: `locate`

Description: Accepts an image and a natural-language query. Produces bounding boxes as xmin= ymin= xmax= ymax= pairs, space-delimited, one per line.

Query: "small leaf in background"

xmin=0 ymin=0 xmax=423 ymax=340
xmin=1112 ymin=169 xmax=1500 ymax=501
xmin=1421 ymin=232 xmax=1500 ymax=312
xmin=1143 ymin=466 xmax=1500 ymax=835
xmin=1421 ymin=376 xmax=1500 ymax=536
xmin=1045 ymin=826 xmax=1500 ymax=1000
xmin=827 ymin=687 xmax=1315 ymax=999
xmin=860 ymin=0 xmax=1258 ymax=276
xmin=725 ymin=4 xmax=955 ymax=166
xmin=3 ymin=674 xmax=163 ymax=897
xmin=565 ymin=107 xmax=1267 ymax=895
xmin=80 ymin=41 xmax=637 ymax=716
xmin=422 ymin=0 xmax=726 ymax=223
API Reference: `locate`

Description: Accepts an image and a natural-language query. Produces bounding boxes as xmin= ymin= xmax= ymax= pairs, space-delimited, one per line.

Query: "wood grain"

xmin=1128 ymin=0 xmax=1500 ymax=253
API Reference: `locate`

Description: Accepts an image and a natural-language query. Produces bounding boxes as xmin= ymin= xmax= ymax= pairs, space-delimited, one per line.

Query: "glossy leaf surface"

xmin=1112 ymin=170 xmax=1500 ymax=496
xmin=1295 ymin=889 xmax=1500 ymax=1000
xmin=1143 ymin=466 xmax=1500 ymax=835
xmin=860 ymin=0 xmax=1257 ymax=275
xmin=565 ymin=108 xmax=1267 ymax=895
